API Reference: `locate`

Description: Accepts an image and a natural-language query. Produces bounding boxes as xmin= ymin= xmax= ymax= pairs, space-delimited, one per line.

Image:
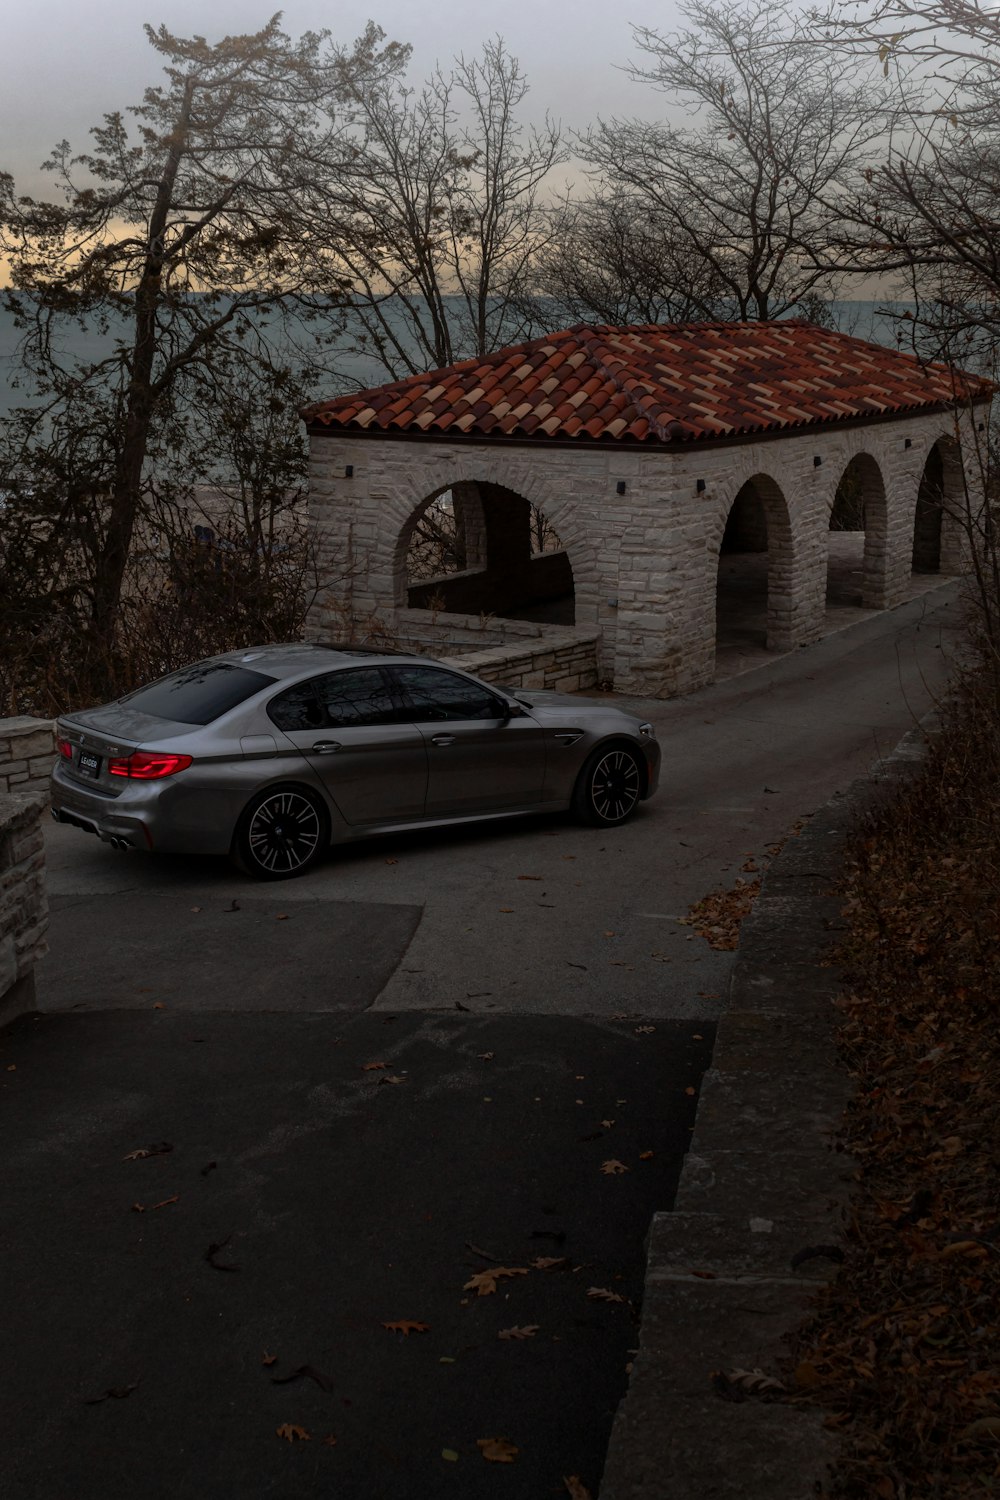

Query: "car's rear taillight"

xmin=57 ymin=739 xmax=73 ymax=759
xmin=107 ymin=751 xmax=193 ymax=780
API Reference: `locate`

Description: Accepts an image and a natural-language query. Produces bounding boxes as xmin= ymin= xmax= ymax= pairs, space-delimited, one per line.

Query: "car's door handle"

xmin=311 ymin=740 xmax=343 ymax=754
xmin=430 ymin=734 xmax=455 ymax=747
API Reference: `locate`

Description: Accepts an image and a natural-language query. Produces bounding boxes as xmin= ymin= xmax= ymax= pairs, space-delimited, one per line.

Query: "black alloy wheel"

xmin=573 ymin=746 xmax=643 ymax=827
xmin=234 ymin=788 xmax=326 ymax=879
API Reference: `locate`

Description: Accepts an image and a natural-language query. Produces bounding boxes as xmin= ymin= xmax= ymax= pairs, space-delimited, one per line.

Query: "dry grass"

xmin=790 ymin=656 xmax=1000 ymax=1498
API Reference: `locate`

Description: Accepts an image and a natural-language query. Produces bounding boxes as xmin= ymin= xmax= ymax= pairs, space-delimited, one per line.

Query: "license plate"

xmin=78 ymin=751 xmax=101 ymax=778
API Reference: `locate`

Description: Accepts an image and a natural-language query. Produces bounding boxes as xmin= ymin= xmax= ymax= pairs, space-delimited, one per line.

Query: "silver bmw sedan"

xmin=50 ymin=644 xmax=660 ymax=880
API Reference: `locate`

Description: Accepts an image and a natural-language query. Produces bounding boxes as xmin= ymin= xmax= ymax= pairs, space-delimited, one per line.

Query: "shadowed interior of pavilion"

xmin=403 ymin=480 xmax=575 ymax=625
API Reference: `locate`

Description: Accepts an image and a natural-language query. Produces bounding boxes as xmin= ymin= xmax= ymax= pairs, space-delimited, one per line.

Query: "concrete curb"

xmin=599 ymin=722 xmax=933 ymax=1499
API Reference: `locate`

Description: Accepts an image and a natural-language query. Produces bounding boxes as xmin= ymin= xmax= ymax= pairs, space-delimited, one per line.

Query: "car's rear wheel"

xmin=233 ymin=787 xmax=327 ymax=880
xmin=572 ymin=745 xmax=643 ymax=827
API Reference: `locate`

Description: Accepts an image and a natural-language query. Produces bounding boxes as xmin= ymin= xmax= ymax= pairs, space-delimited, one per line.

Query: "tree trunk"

xmin=88 ymin=80 xmax=194 ymax=688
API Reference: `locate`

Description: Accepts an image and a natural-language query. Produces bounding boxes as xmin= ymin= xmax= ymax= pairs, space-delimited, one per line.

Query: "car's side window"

xmin=390 ymin=666 xmax=503 ymax=723
xmin=267 ymin=681 xmax=323 ymax=731
xmin=268 ymin=668 xmax=401 ymax=731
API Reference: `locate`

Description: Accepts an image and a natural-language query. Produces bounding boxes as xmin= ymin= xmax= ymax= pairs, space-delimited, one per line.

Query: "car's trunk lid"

xmin=57 ymin=705 xmax=197 ymax=793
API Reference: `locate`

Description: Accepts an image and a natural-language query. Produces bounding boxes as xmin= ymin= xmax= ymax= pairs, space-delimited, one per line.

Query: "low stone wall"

xmin=0 ymin=792 xmax=49 ymax=1027
xmin=394 ymin=607 xmax=574 ymax=656
xmin=0 ymin=718 xmax=57 ymax=798
xmin=439 ymin=628 xmax=600 ymax=693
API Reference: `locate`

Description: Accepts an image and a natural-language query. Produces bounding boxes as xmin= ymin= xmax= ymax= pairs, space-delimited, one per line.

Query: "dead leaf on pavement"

xmin=600 ymin=1119 xmax=615 ymax=1128
xmin=498 ymin=1325 xmax=539 ymax=1339
xmin=685 ymin=1086 xmax=696 ymax=1096
xmin=600 ymin=1159 xmax=629 ymax=1175
xmin=441 ymin=1447 xmax=459 ymax=1461
xmin=83 ymin=1383 xmax=138 ymax=1404
xmin=275 ymin=913 xmax=289 ymax=921
xmin=477 ymin=1051 xmax=495 ymax=1061
xmin=122 ymin=1142 xmax=172 ymax=1161
xmin=477 ymin=1437 xmax=518 ymax=1463
xmin=588 ymin=1287 xmax=627 ymax=1303
xmin=322 ymin=1435 xmax=338 ymax=1447
xmin=634 ymin=1025 xmax=655 ymax=1034
xmin=564 ymin=1478 xmax=593 ymax=1500
xmin=377 ymin=1074 xmax=407 ymax=1086
xmin=530 ymin=1256 xmax=569 ymax=1270
xmin=275 ymin=1424 xmax=310 ymax=1442
xmin=711 ymin=1367 xmax=787 ymax=1402
xmin=362 ymin=1061 xmax=387 ymax=1071
xmin=639 ymin=1150 xmax=654 ymax=1160
xmin=382 ymin=1320 xmax=430 ymax=1335
xmin=261 ymin=1352 xmax=278 ymax=1367
xmin=271 ymin=1365 xmax=335 ymax=1391
xmin=517 ymin=874 xmax=542 ymax=881
xmin=463 ymin=1267 xmax=528 ymax=1297
xmin=131 ymin=1194 xmax=178 ymax=1213
xmin=204 ymin=1235 xmax=240 ymax=1272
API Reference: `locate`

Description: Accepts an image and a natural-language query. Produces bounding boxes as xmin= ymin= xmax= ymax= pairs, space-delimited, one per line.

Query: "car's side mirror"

xmin=498 ymin=698 xmax=527 ymax=720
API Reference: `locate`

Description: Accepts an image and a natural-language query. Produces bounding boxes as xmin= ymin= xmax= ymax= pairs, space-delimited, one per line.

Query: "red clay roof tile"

xmin=303 ymin=322 xmax=992 ymax=445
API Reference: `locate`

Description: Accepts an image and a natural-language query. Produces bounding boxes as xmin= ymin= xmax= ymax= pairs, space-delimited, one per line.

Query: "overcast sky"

xmin=1 ymin=0 xmax=681 ymax=197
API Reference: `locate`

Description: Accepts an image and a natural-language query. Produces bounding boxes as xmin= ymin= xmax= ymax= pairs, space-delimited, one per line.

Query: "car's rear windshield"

xmin=118 ymin=662 xmax=276 ymax=725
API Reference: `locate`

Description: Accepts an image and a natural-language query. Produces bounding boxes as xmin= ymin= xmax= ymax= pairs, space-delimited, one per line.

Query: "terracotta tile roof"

xmin=303 ymin=322 xmax=992 ymax=445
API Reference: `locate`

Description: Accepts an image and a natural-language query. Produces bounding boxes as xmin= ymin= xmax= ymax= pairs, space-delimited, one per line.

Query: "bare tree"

xmin=577 ymin=0 xmax=884 ymax=321
xmin=0 ymin=15 xmax=405 ymax=689
xmin=328 ymin=36 xmax=565 ymax=379
xmin=536 ymin=189 xmax=726 ymax=326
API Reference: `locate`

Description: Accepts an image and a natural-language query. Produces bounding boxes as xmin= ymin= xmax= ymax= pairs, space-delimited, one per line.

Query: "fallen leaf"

xmin=224 ymin=900 xmax=241 ymax=912
xmin=639 ymin=1150 xmax=654 ymax=1160
xmin=361 ymin=1061 xmax=387 ymax=1072
xmin=711 ymin=1367 xmax=787 ymax=1402
xmin=382 ymin=1320 xmax=430 ymax=1335
xmin=122 ymin=1142 xmax=173 ymax=1161
xmin=377 ymin=1074 xmax=407 ymax=1085
xmin=205 ymin=1235 xmax=240 ymax=1272
xmin=84 ymin=1383 xmax=138 ymax=1404
xmin=322 ymin=1435 xmax=338 ymax=1447
xmin=634 ymin=1025 xmax=655 ymax=1034
xmin=477 ymin=1051 xmax=495 ymax=1061
xmin=600 ymin=1160 xmax=629 ymax=1175
xmin=564 ymin=1478 xmax=593 ymax=1500
xmin=498 ymin=1325 xmax=539 ymax=1339
xmin=685 ymin=1087 xmax=696 ymax=1096
xmin=499 ymin=908 xmax=514 ymax=913
xmin=262 ymin=1352 xmax=277 ymax=1367
xmin=190 ymin=906 xmax=202 ymax=913
xmin=441 ymin=1448 xmax=459 ymax=1462
xmin=588 ymin=1286 xmax=627 ymax=1303
xmin=960 ymin=1417 xmax=1000 ymax=1443
xmin=530 ymin=1256 xmax=569 ymax=1270
xmin=275 ymin=913 xmax=289 ymax=921
xmin=131 ymin=1194 xmax=178 ymax=1213
xmin=385 ymin=857 xmax=398 ymax=865
xmin=272 ymin=1365 xmax=335 ymax=1391
xmin=275 ymin=1424 xmax=310 ymax=1442
xmin=463 ymin=1267 xmax=528 ymax=1297
xmin=477 ymin=1436 xmax=518 ymax=1463
xmin=600 ymin=1119 xmax=615 ymax=1128
xmin=517 ymin=874 xmax=542 ymax=881
xmin=152 ymin=1003 xmax=165 ymax=1010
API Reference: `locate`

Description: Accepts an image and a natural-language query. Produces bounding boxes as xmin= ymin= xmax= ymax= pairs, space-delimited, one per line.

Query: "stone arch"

xmin=395 ymin=475 xmax=577 ymax=625
xmin=826 ymin=452 xmax=888 ymax=609
xmin=714 ymin=472 xmax=798 ymax=658
xmin=913 ymin=435 xmax=964 ymax=574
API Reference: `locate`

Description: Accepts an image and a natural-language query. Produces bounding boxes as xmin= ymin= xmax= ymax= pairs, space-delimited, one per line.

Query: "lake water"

xmin=0 ymin=298 xmax=917 ymax=423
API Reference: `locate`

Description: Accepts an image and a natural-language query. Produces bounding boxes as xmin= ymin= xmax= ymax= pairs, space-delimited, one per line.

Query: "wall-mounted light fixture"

xmin=813 ymin=455 xmax=822 ymax=467
xmin=904 ymin=438 xmax=912 ymax=449
xmin=696 ymin=478 xmax=706 ymax=493
xmin=616 ymin=480 xmax=626 ymax=495
xmin=345 ymin=464 xmax=354 ymax=478
xmin=607 ymin=597 xmax=619 ymax=608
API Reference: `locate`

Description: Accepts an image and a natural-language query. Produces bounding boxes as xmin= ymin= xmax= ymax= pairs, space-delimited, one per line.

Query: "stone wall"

xmin=306 ymin=408 xmax=983 ymax=699
xmin=0 ymin=718 xmax=57 ymax=798
xmin=438 ymin=629 xmax=600 ymax=693
xmin=0 ymin=792 xmax=49 ymax=1027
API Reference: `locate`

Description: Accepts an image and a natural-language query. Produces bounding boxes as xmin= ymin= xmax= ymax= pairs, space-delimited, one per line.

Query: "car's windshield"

xmin=118 ymin=662 xmax=275 ymax=725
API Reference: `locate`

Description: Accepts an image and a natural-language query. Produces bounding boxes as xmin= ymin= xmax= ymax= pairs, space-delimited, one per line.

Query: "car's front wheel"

xmin=572 ymin=745 xmax=644 ymax=827
xmin=232 ymin=786 xmax=327 ymax=880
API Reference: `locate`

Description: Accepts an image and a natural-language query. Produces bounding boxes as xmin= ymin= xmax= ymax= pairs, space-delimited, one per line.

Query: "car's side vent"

xmin=552 ymin=729 xmax=584 ymax=746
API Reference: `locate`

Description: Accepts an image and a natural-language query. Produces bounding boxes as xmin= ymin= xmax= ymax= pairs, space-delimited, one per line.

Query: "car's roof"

xmin=212 ymin=642 xmax=434 ymax=681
